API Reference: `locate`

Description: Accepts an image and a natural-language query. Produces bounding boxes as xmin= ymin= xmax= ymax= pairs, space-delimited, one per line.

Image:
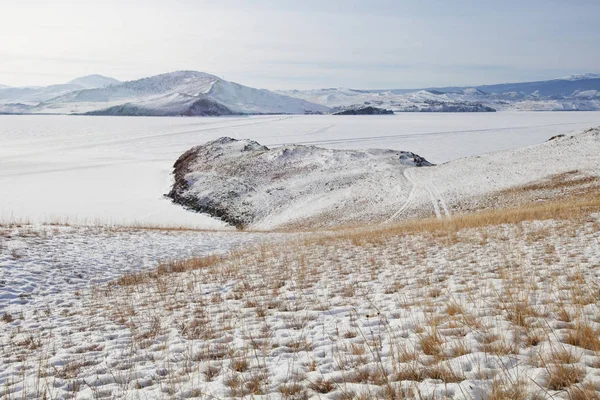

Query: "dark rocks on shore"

xmin=86 ymin=98 xmax=238 ymax=117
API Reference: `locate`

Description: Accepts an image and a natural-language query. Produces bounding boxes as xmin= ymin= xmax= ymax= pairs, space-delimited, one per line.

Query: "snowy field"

xmin=2 ymin=212 xmax=600 ymax=399
xmin=1 ymin=112 xmax=599 ymax=228
xmin=0 ymin=225 xmax=276 ymax=312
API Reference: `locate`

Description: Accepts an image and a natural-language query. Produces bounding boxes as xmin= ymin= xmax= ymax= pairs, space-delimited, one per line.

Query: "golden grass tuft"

xmin=489 ymin=379 xmax=527 ymax=400
xmin=568 ymin=383 xmax=600 ymax=400
xmin=113 ymin=254 xmax=223 ymax=286
xmin=564 ymin=322 xmax=600 ymax=351
xmin=308 ymin=377 xmax=336 ymax=394
xmin=546 ymin=364 xmax=586 ymax=390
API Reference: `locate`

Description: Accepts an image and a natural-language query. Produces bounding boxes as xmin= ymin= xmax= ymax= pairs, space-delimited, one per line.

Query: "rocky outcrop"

xmin=85 ymin=98 xmax=237 ymax=116
xmin=167 ymin=138 xmax=433 ymax=229
xmin=334 ymin=106 xmax=394 ymax=115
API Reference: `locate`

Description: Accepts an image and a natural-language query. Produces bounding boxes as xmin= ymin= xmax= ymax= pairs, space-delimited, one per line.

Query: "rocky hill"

xmin=167 ymin=137 xmax=432 ymax=229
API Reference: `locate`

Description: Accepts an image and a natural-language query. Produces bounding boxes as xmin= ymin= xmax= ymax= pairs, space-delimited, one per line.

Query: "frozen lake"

xmin=1 ymin=112 xmax=599 ymax=227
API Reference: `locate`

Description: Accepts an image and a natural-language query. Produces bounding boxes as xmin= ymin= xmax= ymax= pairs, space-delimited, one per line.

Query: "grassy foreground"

xmin=2 ymin=186 xmax=600 ymax=399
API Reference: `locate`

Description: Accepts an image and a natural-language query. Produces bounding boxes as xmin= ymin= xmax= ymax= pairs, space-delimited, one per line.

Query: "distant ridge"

xmin=278 ymin=73 xmax=600 ymax=112
xmin=1 ymin=71 xmax=600 ymax=114
xmin=67 ymin=75 xmax=121 ymax=89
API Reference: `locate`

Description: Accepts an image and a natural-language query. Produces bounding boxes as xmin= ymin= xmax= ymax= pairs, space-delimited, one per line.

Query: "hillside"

xmin=169 ymin=127 xmax=600 ymax=229
xmin=3 ymin=171 xmax=599 ymax=400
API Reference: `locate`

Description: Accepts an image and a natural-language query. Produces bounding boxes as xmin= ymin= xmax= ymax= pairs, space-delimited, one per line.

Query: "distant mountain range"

xmin=279 ymin=74 xmax=600 ymax=112
xmin=1 ymin=72 xmax=600 ymax=116
xmin=0 ymin=71 xmax=328 ymax=116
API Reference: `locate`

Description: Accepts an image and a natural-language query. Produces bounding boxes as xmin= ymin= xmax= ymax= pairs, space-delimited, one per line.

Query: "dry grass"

xmin=568 ymin=383 xmax=600 ymax=400
xmin=546 ymin=364 xmax=586 ymax=390
xmin=489 ymin=378 xmax=527 ymax=400
xmin=502 ymin=170 xmax=598 ymax=194
xmin=307 ymin=377 xmax=336 ymax=394
xmin=113 ymin=254 xmax=224 ymax=286
xmin=564 ymin=322 xmax=600 ymax=351
xmin=330 ymin=188 xmax=600 ymax=248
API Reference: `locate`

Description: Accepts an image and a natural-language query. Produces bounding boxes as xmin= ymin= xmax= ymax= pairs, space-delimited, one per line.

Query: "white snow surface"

xmin=2 ymin=112 xmax=600 ymax=228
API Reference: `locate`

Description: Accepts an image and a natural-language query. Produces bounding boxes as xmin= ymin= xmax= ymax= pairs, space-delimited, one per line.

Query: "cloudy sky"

xmin=1 ymin=0 xmax=599 ymax=89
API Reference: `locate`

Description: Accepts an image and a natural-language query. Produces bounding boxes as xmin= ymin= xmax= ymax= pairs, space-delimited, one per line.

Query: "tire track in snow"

xmin=387 ymin=167 xmax=451 ymax=222
xmin=429 ymin=182 xmax=451 ymax=217
xmin=426 ymin=184 xmax=442 ymax=218
xmin=1 ymin=116 xmax=294 ymax=160
xmin=386 ymin=168 xmax=416 ymax=222
xmin=257 ymin=124 xmax=335 ymax=141
xmin=282 ymin=121 xmax=585 ymax=147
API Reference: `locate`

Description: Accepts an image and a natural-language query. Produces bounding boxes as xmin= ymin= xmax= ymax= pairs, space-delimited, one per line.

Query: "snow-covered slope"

xmin=170 ymin=127 xmax=600 ymax=229
xmin=40 ymin=71 xmax=329 ymax=115
xmin=408 ymin=127 xmax=600 ymax=214
xmin=168 ymin=137 xmax=432 ymax=228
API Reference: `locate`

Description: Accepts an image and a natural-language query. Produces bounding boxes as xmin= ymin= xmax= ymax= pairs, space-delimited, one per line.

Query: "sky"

xmin=1 ymin=0 xmax=600 ymax=90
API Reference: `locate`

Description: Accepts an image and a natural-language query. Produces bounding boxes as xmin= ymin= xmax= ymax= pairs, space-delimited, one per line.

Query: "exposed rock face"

xmin=333 ymin=106 xmax=394 ymax=115
xmin=85 ymin=98 xmax=237 ymax=116
xmin=167 ymin=138 xmax=433 ymax=229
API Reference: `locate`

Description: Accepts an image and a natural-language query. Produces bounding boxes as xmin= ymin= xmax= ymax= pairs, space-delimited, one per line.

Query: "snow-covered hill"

xmin=168 ymin=137 xmax=432 ymax=228
xmin=170 ymin=127 xmax=600 ymax=229
xmin=40 ymin=71 xmax=329 ymax=116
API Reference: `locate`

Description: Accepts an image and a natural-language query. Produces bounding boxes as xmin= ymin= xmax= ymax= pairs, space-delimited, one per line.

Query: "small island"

xmin=333 ymin=106 xmax=394 ymax=115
